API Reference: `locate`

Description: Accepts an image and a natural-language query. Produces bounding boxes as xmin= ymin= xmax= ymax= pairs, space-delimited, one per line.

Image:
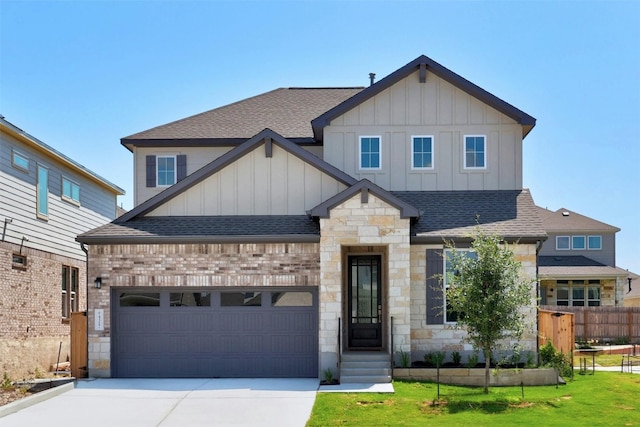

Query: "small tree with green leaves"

xmin=445 ymin=228 xmax=534 ymax=394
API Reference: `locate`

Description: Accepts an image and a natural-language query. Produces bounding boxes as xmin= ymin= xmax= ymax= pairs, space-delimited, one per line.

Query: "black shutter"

xmin=177 ymin=155 xmax=187 ymax=182
xmin=426 ymin=249 xmax=444 ymax=325
xmin=146 ymin=155 xmax=156 ymax=187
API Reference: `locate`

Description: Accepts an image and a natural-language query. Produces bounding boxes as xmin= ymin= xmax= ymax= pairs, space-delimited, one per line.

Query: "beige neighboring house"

xmin=536 ymin=206 xmax=634 ymax=307
xmin=624 ymin=271 xmax=640 ymax=307
xmin=78 ymin=55 xmax=546 ymax=382
xmin=0 ymin=116 xmax=124 ymax=378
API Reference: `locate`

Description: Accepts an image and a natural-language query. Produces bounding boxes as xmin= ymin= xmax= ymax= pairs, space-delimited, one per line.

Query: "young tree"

xmin=445 ymin=228 xmax=534 ymax=394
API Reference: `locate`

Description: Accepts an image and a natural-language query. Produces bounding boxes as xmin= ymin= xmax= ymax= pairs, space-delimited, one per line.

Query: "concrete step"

xmin=340 ymin=375 xmax=392 ymax=384
xmin=339 ymin=352 xmax=392 ymax=384
xmin=340 ymin=367 xmax=391 ymax=376
xmin=341 ymin=352 xmax=390 ymax=362
xmin=341 ymin=360 xmax=390 ymax=369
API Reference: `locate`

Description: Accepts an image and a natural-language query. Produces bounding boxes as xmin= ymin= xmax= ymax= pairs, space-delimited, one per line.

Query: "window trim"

xmin=359 ymin=136 xmax=382 ymax=170
xmin=36 ymin=164 xmax=49 ymax=220
xmin=12 ymin=149 xmax=30 ymax=172
xmin=587 ymin=235 xmax=602 ymax=250
xmin=556 ymin=236 xmax=570 ymax=250
xmin=571 ymin=235 xmax=586 ymax=250
xmin=555 ymin=280 xmax=600 ymax=307
xmin=463 ymin=135 xmax=487 ymax=170
xmin=443 ymin=248 xmax=477 ymax=324
xmin=156 ymin=155 xmax=177 ymax=187
xmin=411 ymin=135 xmax=435 ymax=170
xmin=61 ymin=176 xmax=81 ymax=206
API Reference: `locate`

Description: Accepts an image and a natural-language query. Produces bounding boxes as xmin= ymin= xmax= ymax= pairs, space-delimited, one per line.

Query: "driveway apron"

xmin=1 ymin=378 xmax=319 ymax=427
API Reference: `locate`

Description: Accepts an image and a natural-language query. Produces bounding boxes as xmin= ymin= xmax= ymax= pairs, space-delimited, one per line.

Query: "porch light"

xmin=94 ymin=277 xmax=102 ymax=289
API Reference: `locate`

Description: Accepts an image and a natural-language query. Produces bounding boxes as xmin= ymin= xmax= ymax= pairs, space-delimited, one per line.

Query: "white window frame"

xmin=444 ymin=249 xmax=477 ymax=324
xmin=61 ymin=177 xmax=81 ymax=205
xmin=359 ymin=136 xmax=382 ymax=170
xmin=463 ymin=135 xmax=486 ymax=170
xmin=411 ymin=135 xmax=435 ymax=170
xmin=556 ymin=236 xmax=570 ymax=250
xmin=572 ymin=235 xmax=586 ymax=250
xmin=36 ymin=164 xmax=49 ymax=220
xmin=555 ymin=280 xmax=601 ymax=307
xmin=156 ymin=155 xmax=177 ymax=187
xmin=587 ymin=235 xmax=602 ymax=250
xmin=12 ymin=149 xmax=29 ymax=172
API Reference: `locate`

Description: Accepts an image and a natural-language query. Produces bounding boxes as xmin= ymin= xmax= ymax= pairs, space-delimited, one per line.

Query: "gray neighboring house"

xmin=0 ymin=116 xmax=124 ymax=378
xmin=536 ymin=206 xmax=634 ymax=307
xmin=78 ymin=55 xmax=547 ymax=381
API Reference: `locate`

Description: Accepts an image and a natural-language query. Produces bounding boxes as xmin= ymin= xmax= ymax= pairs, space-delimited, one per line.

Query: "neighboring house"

xmin=536 ymin=206 xmax=633 ymax=307
xmin=623 ymin=271 xmax=640 ymax=307
xmin=0 ymin=116 xmax=124 ymax=378
xmin=77 ymin=55 xmax=546 ymax=381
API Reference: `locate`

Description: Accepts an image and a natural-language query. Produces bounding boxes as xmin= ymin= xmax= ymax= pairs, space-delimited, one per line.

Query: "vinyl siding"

xmin=323 ymin=69 xmax=523 ymax=191
xmin=147 ymin=143 xmax=346 ymax=216
xmin=1 ymin=132 xmax=119 ymax=261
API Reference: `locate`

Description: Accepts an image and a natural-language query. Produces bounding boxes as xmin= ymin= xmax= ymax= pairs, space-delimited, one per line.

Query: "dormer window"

xmin=145 ymin=154 xmax=187 ymax=187
xmin=359 ymin=136 xmax=381 ymax=170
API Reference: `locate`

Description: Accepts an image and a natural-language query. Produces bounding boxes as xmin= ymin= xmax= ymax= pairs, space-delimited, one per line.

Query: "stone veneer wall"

xmin=86 ymin=243 xmax=320 ymax=377
xmin=318 ymin=194 xmax=411 ymax=378
xmin=410 ymin=243 xmax=538 ymax=363
xmin=0 ymin=241 xmax=87 ymax=379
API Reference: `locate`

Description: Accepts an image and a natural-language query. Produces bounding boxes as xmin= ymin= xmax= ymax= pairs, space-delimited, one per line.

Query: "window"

xmin=36 ymin=165 xmax=48 ymax=219
xmin=119 ymin=292 xmax=160 ymax=307
xmin=588 ymin=235 xmax=602 ymax=250
xmin=359 ymin=136 xmax=381 ymax=169
xmin=556 ymin=236 xmax=570 ymax=250
xmin=157 ymin=156 xmax=176 ymax=186
xmin=62 ymin=177 xmax=80 ymax=204
xmin=271 ymin=291 xmax=313 ymax=307
xmin=12 ymin=253 xmax=27 ymax=269
xmin=444 ymin=249 xmax=477 ymax=323
xmin=572 ymin=236 xmax=586 ymax=250
xmin=555 ymin=280 xmax=600 ymax=306
xmin=61 ymin=266 xmax=79 ymax=318
xmin=464 ymin=135 xmax=486 ymax=169
xmin=170 ymin=292 xmax=211 ymax=307
xmin=411 ymin=136 xmax=434 ymax=169
xmin=221 ymin=292 xmax=262 ymax=307
xmin=12 ymin=150 xmax=29 ymax=172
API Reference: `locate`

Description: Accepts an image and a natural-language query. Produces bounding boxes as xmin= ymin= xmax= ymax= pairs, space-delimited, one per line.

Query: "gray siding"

xmin=1 ymin=132 xmax=118 ymax=261
xmin=539 ymin=232 xmax=616 ymax=267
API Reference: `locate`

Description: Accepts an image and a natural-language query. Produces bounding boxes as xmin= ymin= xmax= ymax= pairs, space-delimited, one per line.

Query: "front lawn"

xmin=307 ymin=372 xmax=639 ymax=426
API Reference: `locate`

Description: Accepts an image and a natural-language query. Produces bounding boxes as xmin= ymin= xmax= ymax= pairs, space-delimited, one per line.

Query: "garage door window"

xmin=272 ymin=291 xmax=313 ymax=307
xmin=221 ymin=292 xmax=262 ymax=307
xmin=170 ymin=292 xmax=211 ymax=307
xmin=120 ymin=292 xmax=160 ymax=307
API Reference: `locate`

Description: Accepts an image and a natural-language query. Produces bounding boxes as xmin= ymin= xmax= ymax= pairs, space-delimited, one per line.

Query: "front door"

xmin=348 ymin=255 xmax=383 ymax=348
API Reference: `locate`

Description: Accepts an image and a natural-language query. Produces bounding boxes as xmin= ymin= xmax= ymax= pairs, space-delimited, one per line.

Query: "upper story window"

xmin=464 ymin=135 xmax=486 ymax=169
xmin=359 ymin=136 xmax=381 ymax=170
xmin=62 ymin=265 xmax=79 ymax=318
xmin=36 ymin=164 xmax=49 ymax=220
xmin=157 ymin=156 xmax=176 ymax=186
xmin=411 ymin=136 xmax=434 ymax=169
xmin=588 ymin=235 xmax=602 ymax=250
xmin=572 ymin=236 xmax=586 ymax=250
xmin=444 ymin=249 xmax=477 ymax=323
xmin=62 ymin=177 xmax=80 ymax=205
xmin=556 ymin=236 xmax=570 ymax=250
xmin=12 ymin=150 xmax=29 ymax=172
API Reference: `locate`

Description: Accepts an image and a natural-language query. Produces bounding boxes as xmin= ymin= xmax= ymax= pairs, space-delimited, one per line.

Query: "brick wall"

xmin=0 ymin=241 xmax=87 ymax=378
xmin=86 ymin=242 xmax=320 ymax=377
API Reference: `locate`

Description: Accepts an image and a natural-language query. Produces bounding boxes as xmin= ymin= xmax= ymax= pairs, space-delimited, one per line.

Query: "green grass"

xmin=575 ymin=353 xmax=628 ymax=367
xmin=307 ymin=372 xmax=640 ymax=426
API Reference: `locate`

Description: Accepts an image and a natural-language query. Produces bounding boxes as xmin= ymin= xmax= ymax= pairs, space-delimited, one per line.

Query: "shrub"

xmin=466 ymin=352 xmax=479 ymax=368
xmin=540 ymin=342 xmax=572 ymax=378
xmin=452 ymin=351 xmax=462 ymax=365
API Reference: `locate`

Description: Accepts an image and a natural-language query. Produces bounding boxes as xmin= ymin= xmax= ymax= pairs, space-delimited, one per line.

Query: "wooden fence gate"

xmin=70 ymin=311 xmax=88 ymax=378
xmin=538 ymin=309 xmax=575 ymax=355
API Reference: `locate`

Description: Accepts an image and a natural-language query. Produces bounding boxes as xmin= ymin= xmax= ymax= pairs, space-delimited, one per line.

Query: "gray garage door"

xmin=112 ymin=288 xmax=318 ymax=378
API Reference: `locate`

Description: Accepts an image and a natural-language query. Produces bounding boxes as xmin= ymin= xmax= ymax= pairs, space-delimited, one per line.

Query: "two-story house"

xmin=0 ymin=116 xmax=124 ymax=379
xmin=536 ymin=206 xmax=632 ymax=307
xmin=77 ymin=55 xmax=546 ymax=381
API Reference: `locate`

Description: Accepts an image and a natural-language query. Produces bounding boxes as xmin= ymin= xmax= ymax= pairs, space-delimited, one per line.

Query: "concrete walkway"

xmin=1 ymin=378 xmax=319 ymax=427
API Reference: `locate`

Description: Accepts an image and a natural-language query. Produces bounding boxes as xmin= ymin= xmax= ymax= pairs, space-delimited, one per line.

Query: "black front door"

xmin=348 ymin=255 xmax=383 ymax=348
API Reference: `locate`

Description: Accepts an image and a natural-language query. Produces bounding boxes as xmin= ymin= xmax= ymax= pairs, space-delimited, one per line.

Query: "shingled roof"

xmin=536 ymin=207 xmax=620 ymax=232
xmin=121 ymin=87 xmax=363 ymax=151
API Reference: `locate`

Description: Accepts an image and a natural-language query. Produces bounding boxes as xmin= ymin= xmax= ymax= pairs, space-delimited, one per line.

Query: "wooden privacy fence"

xmin=70 ymin=311 xmax=88 ymax=378
xmin=538 ymin=309 xmax=574 ymax=355
xmin=541 ymin=306 xmax=640 ymax=344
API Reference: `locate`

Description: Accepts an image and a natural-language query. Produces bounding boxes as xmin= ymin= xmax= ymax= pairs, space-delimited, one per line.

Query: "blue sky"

xmin=1 ymin=0 xmax=638 ymax=274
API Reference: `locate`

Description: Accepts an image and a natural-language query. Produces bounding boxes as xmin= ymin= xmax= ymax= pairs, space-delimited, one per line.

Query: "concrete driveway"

xmin=1 ymin=378 xmax=319 ymax=427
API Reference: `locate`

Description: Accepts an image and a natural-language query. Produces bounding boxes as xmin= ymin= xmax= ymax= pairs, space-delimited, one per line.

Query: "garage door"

xmin=112 ymin=288 xmax=318 ymax=378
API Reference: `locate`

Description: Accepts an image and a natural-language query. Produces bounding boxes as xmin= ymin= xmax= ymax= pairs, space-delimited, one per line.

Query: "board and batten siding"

xmin=323 ymin=69 xmax=523 ymax=192
xmin=147 ymin=143 xmax=346 ymax=216
xmin=1 ymin=133 xmax=118 ymax=261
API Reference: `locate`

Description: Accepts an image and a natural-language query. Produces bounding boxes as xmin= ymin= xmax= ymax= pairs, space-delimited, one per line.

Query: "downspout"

xmin=80 ymin=243 xmax=89 ymax=378
xmin=535 ymin=239 xmax=542 ymax=366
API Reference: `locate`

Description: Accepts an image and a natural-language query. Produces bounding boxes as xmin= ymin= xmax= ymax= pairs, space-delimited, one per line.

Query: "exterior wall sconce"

xmin=94 ymin=277 xmax=102 ymax=289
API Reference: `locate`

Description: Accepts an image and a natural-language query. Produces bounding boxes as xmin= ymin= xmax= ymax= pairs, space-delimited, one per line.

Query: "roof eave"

xmin=76 ymin=234 xmax=320 ymax=245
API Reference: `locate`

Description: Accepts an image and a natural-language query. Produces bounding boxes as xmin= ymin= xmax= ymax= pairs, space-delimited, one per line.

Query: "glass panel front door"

xmin=348 ymin=255 xmax=382 ymax=348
